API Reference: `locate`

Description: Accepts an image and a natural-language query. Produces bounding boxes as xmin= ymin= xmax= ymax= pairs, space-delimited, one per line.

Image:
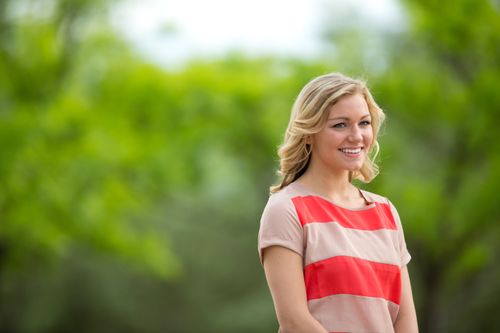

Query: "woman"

xmin=258 ymin=73 xmax=418 ymax=333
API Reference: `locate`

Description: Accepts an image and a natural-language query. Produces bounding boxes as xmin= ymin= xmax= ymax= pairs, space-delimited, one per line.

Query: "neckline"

xmin=290 ymin=182 xmax=376 ymax=212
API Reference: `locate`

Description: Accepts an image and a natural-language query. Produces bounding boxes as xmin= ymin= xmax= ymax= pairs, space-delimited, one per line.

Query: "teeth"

xmin=340 ymin=148 xmax=362 ymax=154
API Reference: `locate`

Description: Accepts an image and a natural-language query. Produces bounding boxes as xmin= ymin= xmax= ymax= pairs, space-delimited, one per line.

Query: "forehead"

xmin=327 ymin=94 xmax=370 ymax=119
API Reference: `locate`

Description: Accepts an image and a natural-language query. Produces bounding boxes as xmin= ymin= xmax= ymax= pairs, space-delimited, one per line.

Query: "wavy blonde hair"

xmin=270 ymin=73 xmax=385 ymax=193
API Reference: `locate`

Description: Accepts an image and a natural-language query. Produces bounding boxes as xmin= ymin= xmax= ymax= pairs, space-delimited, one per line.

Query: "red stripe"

xmin=292 ymin=195 xmax=396 ymax=230
xmin=304 ymin=256 xmax=402 ymax=304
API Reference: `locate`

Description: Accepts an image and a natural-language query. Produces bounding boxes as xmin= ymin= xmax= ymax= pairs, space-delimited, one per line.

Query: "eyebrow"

xmin=328 ymin=114 xmax=371 ymax=121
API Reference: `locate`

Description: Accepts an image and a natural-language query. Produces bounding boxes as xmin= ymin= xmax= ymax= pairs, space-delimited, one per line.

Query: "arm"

xmin=394 ymin=266 xmax=419 ymax=333
xmin=262 ymin=246 xmax=328 ymax=333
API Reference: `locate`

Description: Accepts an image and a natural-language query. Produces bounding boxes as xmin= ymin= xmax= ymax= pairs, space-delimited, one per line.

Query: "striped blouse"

xmin=258 ymin=181 xmax=411 ymax=333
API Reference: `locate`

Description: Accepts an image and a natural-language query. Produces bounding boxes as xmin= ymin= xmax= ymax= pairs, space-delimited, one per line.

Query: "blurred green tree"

xmin=0 ymin=0 xmax=327 ymax=330
xmin=1 ymin=0 xmax=500 ymax=332
xmin=0 ymin=0 xmax=180 ymax=284
xmin=320 ymin=0 xmax=500 ymax=332
xmin=379 ymin=1 xmax=500 ymax=332
xmin=319 ymin=1 xmax=500 ymax=332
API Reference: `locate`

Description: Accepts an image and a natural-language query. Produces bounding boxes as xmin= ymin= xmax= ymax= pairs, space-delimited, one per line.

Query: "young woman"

xmin=258 ymin=73 xmax=418 ymax=333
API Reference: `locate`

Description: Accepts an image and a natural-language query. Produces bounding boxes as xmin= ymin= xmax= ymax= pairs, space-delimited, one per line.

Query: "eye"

xmin=360 ymin=120 xmax=371 ymax=126
xmin=332 ymin=122 xmax=347 ymax=128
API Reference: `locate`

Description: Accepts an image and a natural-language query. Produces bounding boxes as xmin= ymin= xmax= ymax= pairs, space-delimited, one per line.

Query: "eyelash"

xmin=332 ymin=120 xmax=371 ymax=128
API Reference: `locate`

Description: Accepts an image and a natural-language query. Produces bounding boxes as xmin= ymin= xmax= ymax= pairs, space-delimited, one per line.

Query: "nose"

xmin=348 ymin=125 xmax=363 ymax=142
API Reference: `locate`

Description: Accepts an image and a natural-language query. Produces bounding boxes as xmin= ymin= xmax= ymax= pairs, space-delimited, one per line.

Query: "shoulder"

xmin=258 ymin=185 xmax=307 ymax=263
xmin=263 ymin=183 xmax=304 ymax=211
xmin=360 ymin=188 xmax=401 ymax=217
xmin=359 ymin=188 xmax=391 ymax=205
xmin=260 ymin=183 xmax=305 ymax=225
xmin=360 ymin=189 xmax=405 ymax=229
xmin=263 ymin=186 xmax=297 ymax=216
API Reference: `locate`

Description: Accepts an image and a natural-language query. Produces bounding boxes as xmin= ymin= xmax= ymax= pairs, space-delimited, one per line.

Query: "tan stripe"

xmin=308 ymin=294 xmax=398 ymax=332
xmin=304 ymin=222 xmax=400 ymax=266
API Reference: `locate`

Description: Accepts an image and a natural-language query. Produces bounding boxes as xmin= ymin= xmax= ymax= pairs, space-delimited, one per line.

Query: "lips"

xmin=339 ymin=147 xmax=363 ymax=154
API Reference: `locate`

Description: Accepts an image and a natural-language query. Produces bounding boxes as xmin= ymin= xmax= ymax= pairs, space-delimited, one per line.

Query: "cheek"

xmin=365 ymin=129 xmax=374 ymax=147
xmin=316 ymin=131 xmax=340 ymax=146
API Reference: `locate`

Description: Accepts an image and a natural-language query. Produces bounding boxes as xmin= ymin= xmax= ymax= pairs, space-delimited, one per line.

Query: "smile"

xmin=339 ymin=147 xmax=363 ymax=154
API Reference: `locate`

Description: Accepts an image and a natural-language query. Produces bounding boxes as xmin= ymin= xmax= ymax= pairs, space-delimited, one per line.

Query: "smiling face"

xmin=308 ymin=93 xmax=374 ymax=177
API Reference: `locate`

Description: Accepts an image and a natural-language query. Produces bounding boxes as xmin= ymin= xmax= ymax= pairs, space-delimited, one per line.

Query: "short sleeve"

xmin=387 ymin=199 xmax=412 ymax=267
xmin=258 ymin=193 xmax=304 ymax=264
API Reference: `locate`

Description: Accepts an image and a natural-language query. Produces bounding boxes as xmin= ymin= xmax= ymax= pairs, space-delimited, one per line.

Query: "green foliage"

xmin=0 ymin=0 xmax=180 ymax=278
xmin=1 ymin=0 xmax=500 ymax=332
xmin=369 ymin=1 xmax=500 ymax=331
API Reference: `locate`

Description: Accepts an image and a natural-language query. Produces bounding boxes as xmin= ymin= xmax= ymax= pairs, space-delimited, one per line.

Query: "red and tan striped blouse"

xmin=258 ymin=182 xmax=411 ymax=333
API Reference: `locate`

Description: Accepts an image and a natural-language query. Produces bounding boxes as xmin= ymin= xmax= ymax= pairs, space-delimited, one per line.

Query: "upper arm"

xmin=262 ymin=246 xmax=329 ymax=333
xmin=262 ymin=245 xmax=311 ymax=324
xmin=259 ymin=194 xmax=328 ymax=333
xmin=395 ymin=265 xmax=418 ymax=333
xmin=258 ymin=194 xmax=304 ymax=264
xmin=387 ymin=199 xmax=412 ymax=267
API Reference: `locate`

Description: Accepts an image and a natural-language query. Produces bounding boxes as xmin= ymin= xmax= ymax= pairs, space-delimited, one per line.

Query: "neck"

xmin=297 ymin=165 xmax=355 ymax=201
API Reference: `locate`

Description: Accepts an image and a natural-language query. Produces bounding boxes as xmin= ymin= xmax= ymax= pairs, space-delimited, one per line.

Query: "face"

xmin=308 ymin=93 xmax=374 ymax=175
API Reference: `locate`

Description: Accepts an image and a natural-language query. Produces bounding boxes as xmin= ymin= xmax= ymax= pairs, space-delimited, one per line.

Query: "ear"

xmin=304 ymin=135 xmax=313 ymax=144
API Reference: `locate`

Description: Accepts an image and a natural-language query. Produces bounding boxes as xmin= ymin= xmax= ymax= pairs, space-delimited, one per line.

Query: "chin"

xmin=345 ymin=164 xmax=363 ymax=172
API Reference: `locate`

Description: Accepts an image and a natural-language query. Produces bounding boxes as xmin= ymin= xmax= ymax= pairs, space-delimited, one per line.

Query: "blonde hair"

xmin=270 ymin=73 xmax=385 ymax=193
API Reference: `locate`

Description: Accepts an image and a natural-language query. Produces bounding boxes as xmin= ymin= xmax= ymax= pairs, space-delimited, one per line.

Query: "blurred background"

xmin=1 ymin=0 xmax=499 ymax=332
